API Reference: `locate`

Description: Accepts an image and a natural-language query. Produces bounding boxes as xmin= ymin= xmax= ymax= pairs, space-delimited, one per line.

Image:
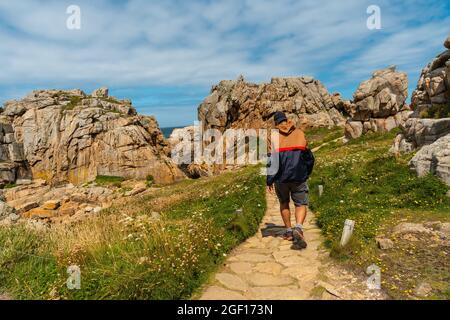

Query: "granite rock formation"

xmin=344 ymin=66 xmax=411 ymax=140
xmin=391 ymin=36 xmax=450 ymax=186
xmin=198 ymin=76 xmax=347 ymax=132
xmin=0 ymin=88 xmax=184 ymax=186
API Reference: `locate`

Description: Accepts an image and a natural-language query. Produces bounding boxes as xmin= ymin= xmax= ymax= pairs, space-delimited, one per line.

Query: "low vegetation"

xmin=94 ymin=175 xmax=125 ymax=187
xmin=306 ymin=126 xmax=344 ymax=149
xmin=419 ymin=103 xmax=450 ymax=119
xmin=309 ymin=129 xmax=450 ymax=299
xmin=145 ymin=175 xmax=154 ymax=188
xmin=0 ymin=166 xmax=266 ymax=300
xmin=62 ymin=96 xmax=82 ymax=111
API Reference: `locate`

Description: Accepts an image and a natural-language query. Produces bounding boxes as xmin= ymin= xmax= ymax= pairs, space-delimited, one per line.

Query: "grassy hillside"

xmin=0 ymin=166 xmax=266 ymax=300
xmin=307 ymin=128 xmax=450 ymax=299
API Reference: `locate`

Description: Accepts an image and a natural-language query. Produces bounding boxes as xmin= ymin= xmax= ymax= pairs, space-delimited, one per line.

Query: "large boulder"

xmin=391 ymin=118 xmax=450 ymax=153
xmin=411 ymin=35 xmax=450 ymax=118
xmin=198 ymin=75 xmax=346 ymax=132
xmin=344 ymin=66 xmax=410 ymax=140
xmin=445 ymin=36 xmax=450 ymax=50
xmin=168 ymin=125 xmax=213 ymax=178
xmin=0 ymin=118 xmax=31 ymax=186
xmin=409 ymin=134 xmax=450 ymax=186
xmin=351 ymin=66 xmax=408 ymax=121
xmin=0 ymin=89 xmax=184 ymax=185
xmin=0 ymin=200 xmax=16 ymax=220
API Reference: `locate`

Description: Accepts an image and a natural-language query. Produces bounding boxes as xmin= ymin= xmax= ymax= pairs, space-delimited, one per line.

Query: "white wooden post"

xmin=340 ymin=219 xmax=355 ymax=247
xmin=318 ymin=185 xmax=324 ymax=197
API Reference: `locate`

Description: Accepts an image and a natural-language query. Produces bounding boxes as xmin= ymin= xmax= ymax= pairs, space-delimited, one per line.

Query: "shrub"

xmin=0 ymin=166 xmax=266 ymax=300
xmin=145 ymin=175 xmax=154 ymax=188
xmin=95 ymin=175 xmax=124 ymax=187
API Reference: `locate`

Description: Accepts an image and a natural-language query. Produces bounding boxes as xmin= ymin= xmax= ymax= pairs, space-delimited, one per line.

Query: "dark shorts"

xmin=274 ymin=182 xmax=309 ymax=207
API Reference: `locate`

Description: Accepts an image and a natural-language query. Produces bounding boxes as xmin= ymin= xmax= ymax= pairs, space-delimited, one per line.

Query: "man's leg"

xmin=291 ymin=183 xmax=309 ymax=249
xmin=294 ymin=205 xmax=307 ymax=226
xmin=274 ymin=183 xmax=293 ymax=240
xmin=280 ymin=202 xmax=292 ymax=228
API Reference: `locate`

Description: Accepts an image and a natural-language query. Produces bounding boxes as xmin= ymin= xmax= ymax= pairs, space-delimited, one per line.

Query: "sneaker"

xmin=292 ymin=227 xmax=307 ymax=249
xmin=282 ymin=229 xmax=293 ymax=241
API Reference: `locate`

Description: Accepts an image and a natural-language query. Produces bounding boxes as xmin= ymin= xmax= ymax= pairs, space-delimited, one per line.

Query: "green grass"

xmin=305 ymin=126 xmax=344 ymax=149
xmin=0 ymin=166 xmax=266 ymax=300
xmin=94 ymin=175 xmax=125 ymax=187
xmin=145 ymin=175 xmax=154 ymax=188
xmin=2 ymin=183 xmax=17 ymax=189
xmin=419 ymin=103 xmax=450 ymax=119
xmin=62 ymin=96 xmax=82 ymax=111
xmin=309 ymin=130 xmax=450 ymax=299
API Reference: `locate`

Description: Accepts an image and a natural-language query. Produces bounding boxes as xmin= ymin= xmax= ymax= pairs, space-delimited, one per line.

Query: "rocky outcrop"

xmin=0 ymin=121 xmax=31 ymax=185
xmin=168 ymin=126 xmax=213 ymax=178
xmin=411 ymin=36 xmax=450 ymax=118
xmin=198 ymin=76 xmax=347 ymax=132
xmin=0 ymin=176 xmax=156 ymax=226
xmin=344 ymin=66 xmax=411 ymax=140
xmin=0 ymin=88 xmax=184 ymax=185
xmin=391 ymin=36 xmax=450 ymax=186
xmin=391 ymin=118 xmax=450 ymax=153
xmin=409 ymin=134 xmax=450 ymax=185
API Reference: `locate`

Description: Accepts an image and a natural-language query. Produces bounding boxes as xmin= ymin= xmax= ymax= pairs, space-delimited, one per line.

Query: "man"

xmin=266 ymin=112 xmax=315 ymax=249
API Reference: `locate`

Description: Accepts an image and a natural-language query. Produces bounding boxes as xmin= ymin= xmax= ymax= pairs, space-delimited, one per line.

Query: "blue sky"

xmin=0 ymin=0 xmax=449 ymax=127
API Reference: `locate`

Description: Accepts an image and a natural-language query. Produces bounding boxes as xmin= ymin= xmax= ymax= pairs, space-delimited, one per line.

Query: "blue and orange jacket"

xmin=266 ymin=120 xmax=315 ymax=186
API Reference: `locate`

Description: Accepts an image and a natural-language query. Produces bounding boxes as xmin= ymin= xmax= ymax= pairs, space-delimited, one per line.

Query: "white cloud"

xmin=0 ymin=0 xmax=448 ymax=102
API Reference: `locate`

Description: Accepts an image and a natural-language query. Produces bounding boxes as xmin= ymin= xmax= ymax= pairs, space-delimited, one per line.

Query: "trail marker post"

xmin=318 ymin=185 xmax=324 ymax=197
xmin=340 ymin=219 xmax=355 ymax=247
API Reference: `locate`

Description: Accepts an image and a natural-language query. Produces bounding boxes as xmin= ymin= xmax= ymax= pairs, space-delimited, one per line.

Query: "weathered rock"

xmin=409 ymin=134 xmax=450 ymax=185
xmin=391 ymin=37 xmax=450 ymax=185
xmin=411 ymin=36 xmax=450 ymax=118
xmin=169 ymin=125 xmax=216 ymax=178
xmin=124 ymin=183 xmax=147 ymax=196
xmin=392 ymin=223 xmax=433 ymax=235
xmin=0 ymin=89 xmax=184 ymax=185
xmin=0 ymin=200 xmax=16 ymax=220
xmin=16 ymin=201 xmax=39 ymax=214
xmin=441 ymin=222 xmax=450 ymax=237
xmin=344 ymin=121 xmax=363 ymax=139
xmin=344 ymin=67 xmax=410 ymax=140
xmin=423 ymin=221 xmax=443 ymax=230
xmin=41 ymin=200 xmax=61 ymax=210
xmin=352 ymin=66 xmax=408 ymax=121
xmin=91 ymin=87 xmax=109 ymax=98
xmin=414 ymin=282 xmax=433 ymax=297
xmin=198 ymin=75 xmax=346 ymax=132
xmin=391 ymin=118 xmax=450 ymax=153
xmin=375 ymin=238 xmax=394 ymax=250
xmin=24 ymin=208 xmax=57 ymax=219
xmin=445 ymin=36 xmax=450 ymax=49
xmin=58 ymin=202 xmax=78 ymax=216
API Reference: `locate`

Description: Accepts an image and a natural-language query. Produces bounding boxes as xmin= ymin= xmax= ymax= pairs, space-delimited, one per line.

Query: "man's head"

xmin=273 ymin=111 xmax=288 ymax=125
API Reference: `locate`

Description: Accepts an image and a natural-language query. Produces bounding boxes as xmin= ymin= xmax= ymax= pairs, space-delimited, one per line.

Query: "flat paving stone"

xmin=234 ymin=253 xmax=273 ymax=263
xmin=215 ymin=273 xmax=248 ymax=292
xmin=248 ymin=286 xmax=308 ymax=300
xmin=202 ymin=286 xmax=247 ymax=300
xmin=253 ymin=262 xmax=283 ymax=275
xmin=228 ymin=262 xmax=253 ymax=274
xmin=246 ymin=273 xmax=294 ymax=286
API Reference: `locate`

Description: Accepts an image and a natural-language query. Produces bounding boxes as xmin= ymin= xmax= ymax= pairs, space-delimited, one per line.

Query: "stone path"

xmin=200 ymin=192 xmax=387 ymax=300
